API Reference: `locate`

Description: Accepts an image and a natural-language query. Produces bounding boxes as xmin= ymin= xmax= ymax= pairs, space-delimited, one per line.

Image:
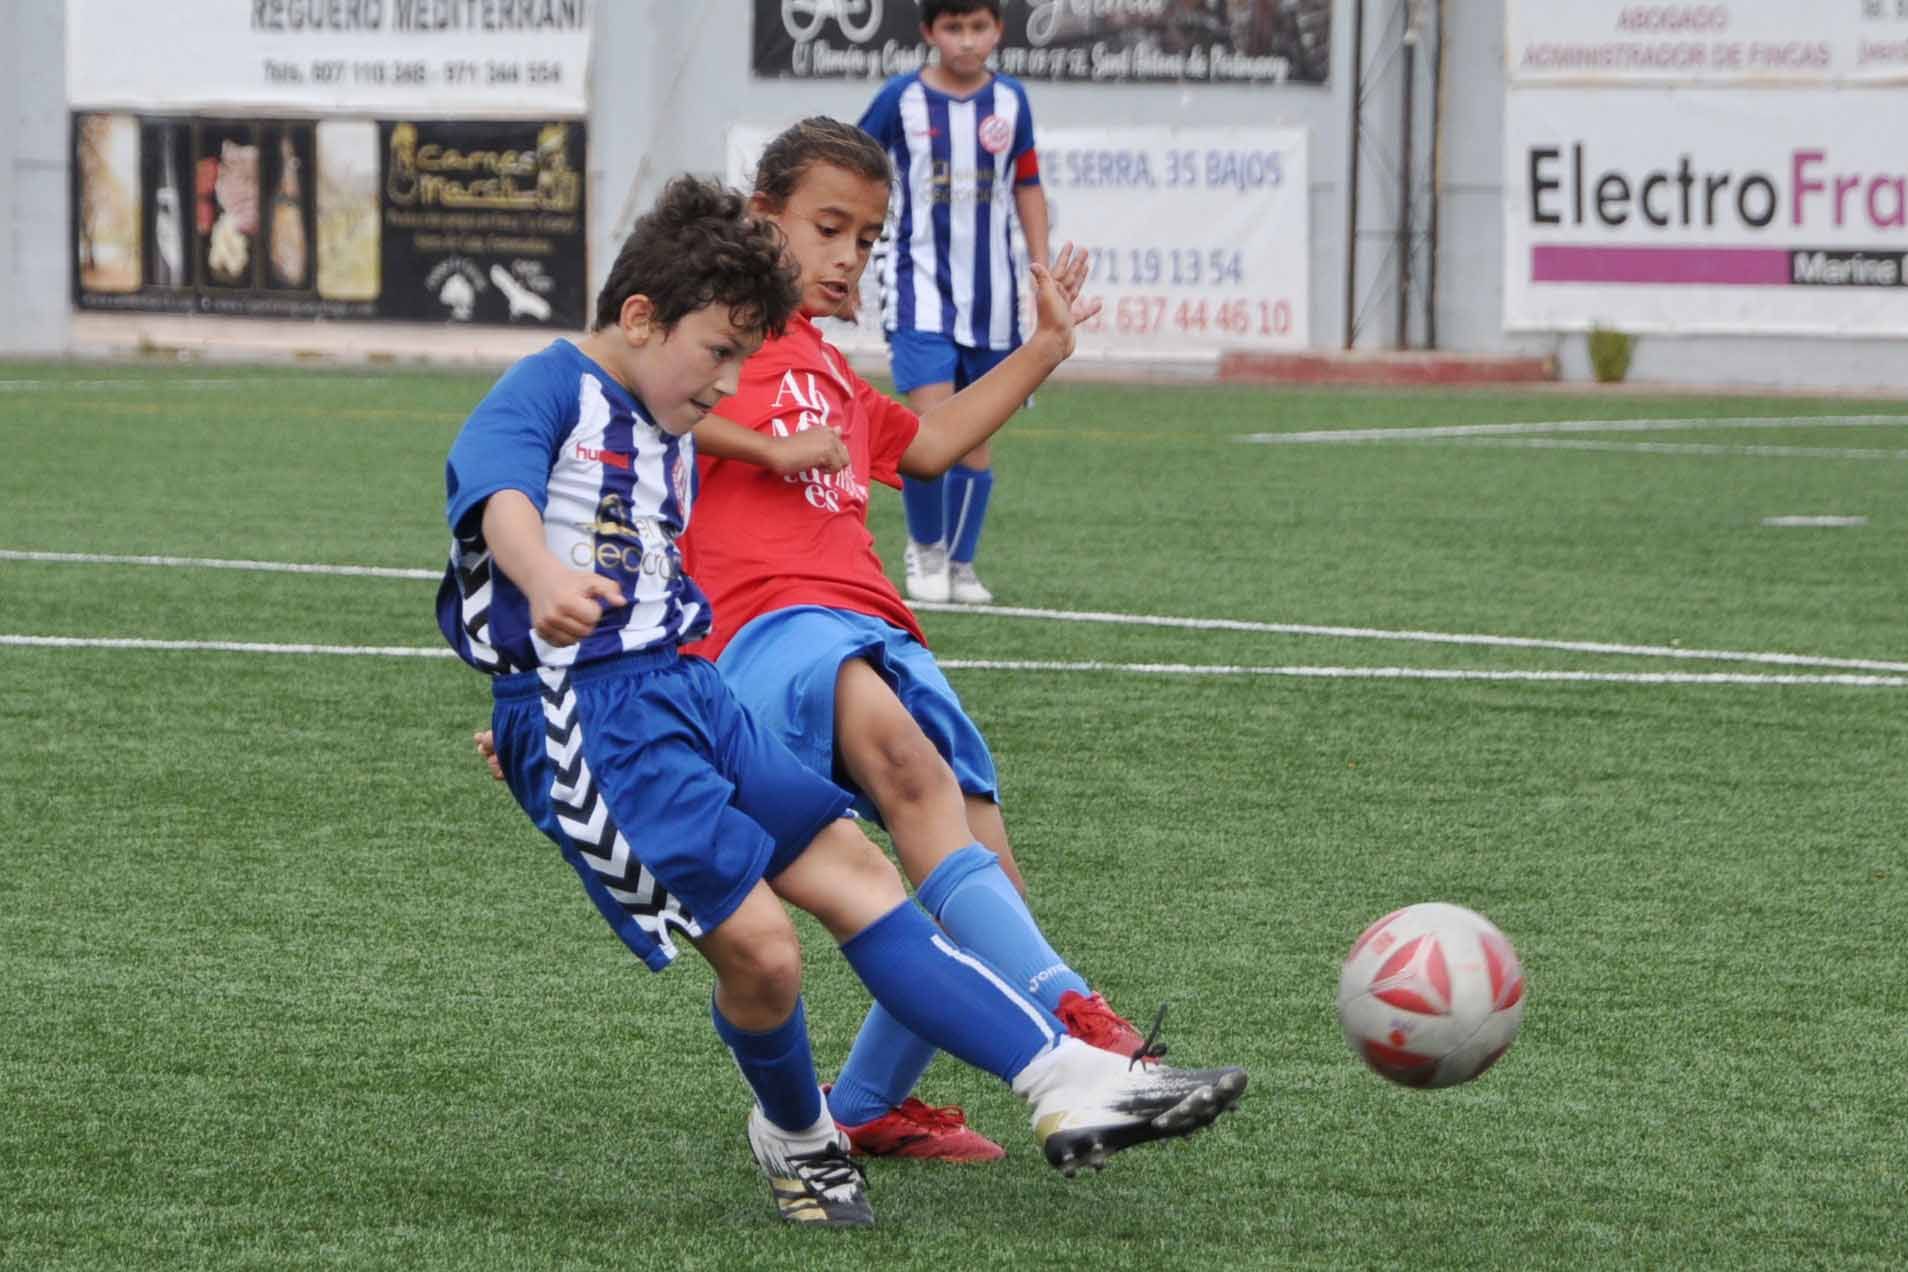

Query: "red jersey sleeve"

xmin=854 ymin=374 xmax=921 ymax=488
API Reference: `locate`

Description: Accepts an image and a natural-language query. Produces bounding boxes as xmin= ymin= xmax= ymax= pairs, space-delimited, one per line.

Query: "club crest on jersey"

xmin=978 ymin=114 xmax=1013 ymax=155
xmin=670 ymin=449 xmax=693 ymax=517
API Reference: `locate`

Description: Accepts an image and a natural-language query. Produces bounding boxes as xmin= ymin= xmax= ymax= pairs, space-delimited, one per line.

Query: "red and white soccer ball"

xmin=1336 ymin=901 xmax=1526 ymax=1089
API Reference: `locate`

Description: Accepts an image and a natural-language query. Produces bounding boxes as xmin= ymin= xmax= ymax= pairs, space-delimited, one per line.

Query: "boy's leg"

xmin=893 ymin=327 xmax=960 ymax=602
xmin=943 ymin=453 xmax=995 ymax=604
xmin=963 ymin=794 xmax=1148 ymax=1055
xmin=693 ymin=884 xmax=873 ymax=1228
xmin=942 ymin=344 xmax=1015 ymax=604
xmin=491 ymin=661 xmax=872 ymax=1226
xmin=773 ymin=821 xmax=1249 ymax=1175
xmin=900 ymin=378 xmax=956 ymax=603
xmin=834 ymin=658 xmax=1093 ymax=1011
xmin=826 ymin=1005 xmax=1004 ymax=1162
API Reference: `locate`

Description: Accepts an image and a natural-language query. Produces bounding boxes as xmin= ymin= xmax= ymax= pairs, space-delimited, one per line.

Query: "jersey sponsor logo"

xmin=978 ymin=113 xmax=1013 ymax=155
xmin=569 ymin=495 xmax=680 ymax=579
xmin=765 ymin=370 xmax=868 ymax=514
xmin=575 ymin=442 xmax=631 ymax=471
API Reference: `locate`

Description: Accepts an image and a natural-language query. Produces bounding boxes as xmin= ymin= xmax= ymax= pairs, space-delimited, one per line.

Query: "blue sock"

xmin=901 ymin=475 xmax=946 ymax=546
xmin=828 ymin=1003 xmax=941 ymax=1126
xmin=710 ymin=994 xmax=824 ymax=1133
xmin=943 ymin=464 xmax=994 ymax=565
xmin=839 ymin=901 xmax=1061 ymax=1083
xmin=919 ymin=843 xmax=1091 ymax=1010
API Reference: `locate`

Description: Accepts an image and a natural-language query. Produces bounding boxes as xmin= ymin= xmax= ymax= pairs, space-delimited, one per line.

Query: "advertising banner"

xmin=728 ymin=123 xmax=1309 ymax=358
xmin=1503 ymin=88 xmax=1908 ymax=335
xmin=1507 ymin=0 xmax=1908 ymax=86
xmin=752 ymin=0 xmax=1331 ymax=86
xmin=73 ymin=113 xmax=587 ymax=327
xmin=66 ymin=0 xmax=592 ymax=116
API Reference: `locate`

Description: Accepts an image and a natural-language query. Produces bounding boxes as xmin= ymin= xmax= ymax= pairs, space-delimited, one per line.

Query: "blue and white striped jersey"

xmin=436 ymin=340 xmax=710 ymax=675
xmin=859 ymin=71 xmax=1041 ymax=350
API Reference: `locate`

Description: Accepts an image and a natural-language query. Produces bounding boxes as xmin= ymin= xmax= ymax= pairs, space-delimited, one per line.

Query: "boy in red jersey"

xmin=481 ymin=119 xmax=1196 ymax=1162
xmin=687 ymin=118 xmax=1160 ymax=1161
xmin=459 ymin=168 xmax=1246 ymax=1216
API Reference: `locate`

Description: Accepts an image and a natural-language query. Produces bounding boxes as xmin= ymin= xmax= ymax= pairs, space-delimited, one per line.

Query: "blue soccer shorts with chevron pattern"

xmin=489 ymin=648 xmax=854 ymax=971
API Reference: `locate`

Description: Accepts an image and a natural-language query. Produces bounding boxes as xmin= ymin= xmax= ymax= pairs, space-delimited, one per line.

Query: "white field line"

xmin=909 ymin=601 xmax=1908 ymax=674
xmin=7 ymin=548 xmax=1905 ymax=675
xmin=0 ymin=377 xmax=391 ymax=392
xmin=1454 ymin=438 xmax=1908 ymax=461
xmin=0 ymin=635 xmax=453 ymax=657
xmin=1762 ymin=515 xmax=1869 ymax=528
xmin=940 ymin=658 xmax=1908 ymax=688
xmin=0 ymin=550 xmax=437 ymax=580
xmin=4 ymin=636 xmax=1901 ymax=687
xmin=1237 ymin=414 xmax=1908 ymax=445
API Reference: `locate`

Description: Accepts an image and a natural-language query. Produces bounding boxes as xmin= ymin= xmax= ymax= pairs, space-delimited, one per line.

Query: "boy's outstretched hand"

xmin=1029 ymin=242 xmax=1103 ymax=358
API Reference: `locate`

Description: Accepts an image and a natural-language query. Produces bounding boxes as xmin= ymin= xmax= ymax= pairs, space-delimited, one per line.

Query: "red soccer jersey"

xmin=682 ymin=312 xmax=926 ymax=661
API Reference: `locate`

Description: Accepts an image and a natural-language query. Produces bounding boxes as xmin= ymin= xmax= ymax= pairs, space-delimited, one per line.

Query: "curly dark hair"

xmin=592 ymin=175 xmax=801 ymax=336
xmin=752 ymin=116 xmax=892 ymax=209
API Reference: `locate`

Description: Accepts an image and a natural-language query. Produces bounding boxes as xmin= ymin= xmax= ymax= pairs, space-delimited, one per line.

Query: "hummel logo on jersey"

xmin=576 ymin=442 xmax=631 ymax=470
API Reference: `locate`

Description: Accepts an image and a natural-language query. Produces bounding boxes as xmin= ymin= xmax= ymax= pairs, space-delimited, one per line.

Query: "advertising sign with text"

xmin=728 ymin=124 xmax=1309 ymax=359
xmin=73 ymin=113 xmax=587 ymax=328
xmin=1507 ymin=0 xmax=1908 ymax=85
xmin=67 ymin=0 xmax=591 ymax=115
xmin=1504 ymin=88 xmax=1908 ymax=334
xmin=753 ymin=0 xmax=1331 ymax=86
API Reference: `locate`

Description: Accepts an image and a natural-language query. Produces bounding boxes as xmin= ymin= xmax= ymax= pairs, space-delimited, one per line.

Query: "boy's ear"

xmin=747 ymin=190 xmax=777 ymax=218
xmin=617 ymin=294 xmax=657 ymax=343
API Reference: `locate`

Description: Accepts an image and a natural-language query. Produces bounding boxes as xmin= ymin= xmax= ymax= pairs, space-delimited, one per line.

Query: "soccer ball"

xmin=1336 ymin=901 xmax=1526 ymax=1089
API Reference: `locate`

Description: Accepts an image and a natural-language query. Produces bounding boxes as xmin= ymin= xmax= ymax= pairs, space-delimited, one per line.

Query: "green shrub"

xmin=1588 ymin=325 xmax=1636 ymax=383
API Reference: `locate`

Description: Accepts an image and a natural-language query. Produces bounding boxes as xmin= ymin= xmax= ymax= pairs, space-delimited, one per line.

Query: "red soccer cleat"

xmin=1054 ymin=991 xmax=1165 ymax=1065
xmin=835 ymin=1096 xmax=1006 ymax=1163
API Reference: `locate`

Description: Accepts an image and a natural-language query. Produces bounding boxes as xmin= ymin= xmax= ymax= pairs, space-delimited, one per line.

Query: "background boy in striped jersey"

xmin=859 ymin=0 xmax=1049 ymax=605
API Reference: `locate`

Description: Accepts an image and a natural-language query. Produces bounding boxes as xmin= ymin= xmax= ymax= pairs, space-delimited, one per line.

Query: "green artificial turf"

xmin=2 ymin=358 xmax=1903 ymax=1269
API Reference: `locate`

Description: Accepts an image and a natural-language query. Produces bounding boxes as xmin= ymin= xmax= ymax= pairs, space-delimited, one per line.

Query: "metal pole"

xmin=1342 ymin=0 xmax=1365 ymax=349
xmin=1425 ymin=0 xmax=1443 ymax=349
xmin=1396 ymin=1 xmax=1416 ymax=350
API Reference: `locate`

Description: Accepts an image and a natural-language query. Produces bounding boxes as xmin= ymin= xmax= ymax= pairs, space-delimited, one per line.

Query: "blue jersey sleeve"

xmin=857 ymin=76 xmax=907 ymax=146
xmin=1006 ymin=76 xmax=1037 ymax=161
xmin=444 ymin=351 xmax=577 ymax=543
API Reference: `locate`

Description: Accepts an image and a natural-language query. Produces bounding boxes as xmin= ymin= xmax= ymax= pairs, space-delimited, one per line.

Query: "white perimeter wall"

xmin=8 ymin=0 xmax=1908 ymax=390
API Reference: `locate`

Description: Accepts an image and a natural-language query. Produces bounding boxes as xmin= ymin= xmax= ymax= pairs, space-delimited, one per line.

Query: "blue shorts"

xmin=716 ymin=606 xmax=1000 ymax=825
xmin=888 ymin=327 xmax=1018 ymax=395
xmin=489 ymin=648 xmax=853 ymax=972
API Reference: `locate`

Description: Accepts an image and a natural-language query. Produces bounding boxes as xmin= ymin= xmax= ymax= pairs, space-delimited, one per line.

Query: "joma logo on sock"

xmin=1028 ymin=965 xmax=1067 ymax=993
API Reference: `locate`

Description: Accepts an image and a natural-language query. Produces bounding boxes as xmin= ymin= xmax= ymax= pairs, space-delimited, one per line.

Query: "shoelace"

xmin=893 ymin=1097 xmax=970 ymax=1131
xmin=789 ymin=1144 xmax=867 ymax=1204
xmin=1129 ymin=1003 xmax=1171 ymax=1070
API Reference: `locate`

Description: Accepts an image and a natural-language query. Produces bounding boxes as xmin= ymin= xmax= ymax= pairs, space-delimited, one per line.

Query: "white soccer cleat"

xmin=947 ymin=560 xmax=994 ymax=605
xmin=1012 ymin=1037 xmax=1248 ymax=1178
xmin=746 ymin=1104 xmax=874 ymax=1226
xmin=903 ymin=540 xmax=951 ymax=604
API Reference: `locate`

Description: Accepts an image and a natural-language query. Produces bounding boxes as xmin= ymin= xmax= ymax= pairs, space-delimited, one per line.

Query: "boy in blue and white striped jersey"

xmin=435 ymin=174 xmax=1246 ymax=1228
xmin=859 ymin=0 xmax=1050 ymax=605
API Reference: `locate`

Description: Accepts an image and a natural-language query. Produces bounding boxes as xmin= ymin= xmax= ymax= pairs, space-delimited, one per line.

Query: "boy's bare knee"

xmin=861 ymin=730 xmax=955 ymax=807
xmin=722 ymin=930 xmax=803 ymax=1011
